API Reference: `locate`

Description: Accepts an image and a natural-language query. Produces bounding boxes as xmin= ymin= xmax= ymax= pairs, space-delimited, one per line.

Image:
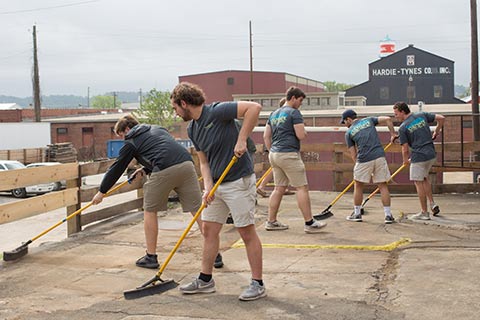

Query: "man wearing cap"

xmin=341 ymin=109 xmax=397 ymax=223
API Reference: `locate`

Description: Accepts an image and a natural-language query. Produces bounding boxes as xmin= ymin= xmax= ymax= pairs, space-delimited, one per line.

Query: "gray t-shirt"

xmin=345 ymin=117 xmax=385 ymax=163
xmin=267 ymin=106 xmax=303 ymax=152
xmin=187 ymin=102 xmax=253 ymax=182
xmin=398 ymin=112 xmax=436 ymax=163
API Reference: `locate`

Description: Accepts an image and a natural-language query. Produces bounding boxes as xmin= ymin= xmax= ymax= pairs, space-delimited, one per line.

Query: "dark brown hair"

xmin=114 ymin=114 xmax=139 ymax=135
xmin=286 ymin=86 xmax=306 ymax=101
xmin=393 ymin=101 xmax=411 ymax=114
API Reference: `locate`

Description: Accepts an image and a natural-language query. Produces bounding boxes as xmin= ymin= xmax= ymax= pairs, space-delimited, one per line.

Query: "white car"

xmin=0 ymin=160 xmax=56 ymax=198
xmin=26 ymin=162 xmax=65 ymax=191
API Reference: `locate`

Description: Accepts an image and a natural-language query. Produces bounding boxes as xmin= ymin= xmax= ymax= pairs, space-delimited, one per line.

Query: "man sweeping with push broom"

xmin=91 ymin=114 xmax=224 ymax=270
xmin=171 ymin=82 xmax=266 ymax=301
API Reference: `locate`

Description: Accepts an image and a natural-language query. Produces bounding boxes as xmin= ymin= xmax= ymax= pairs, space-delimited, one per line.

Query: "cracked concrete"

xmin=1 ymin=191 xmax=480 ymax=319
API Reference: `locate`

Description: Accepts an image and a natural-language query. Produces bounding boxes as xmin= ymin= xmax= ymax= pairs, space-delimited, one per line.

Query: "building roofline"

xmin=369 ymin=44 xmax=455 ymax=66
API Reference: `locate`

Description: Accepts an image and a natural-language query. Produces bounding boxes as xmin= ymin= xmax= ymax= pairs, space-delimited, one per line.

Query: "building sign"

xmin=406 ymin=55 xmax=415 ymax=66
xmin=372 ymin=66 xmax=451 ymax=77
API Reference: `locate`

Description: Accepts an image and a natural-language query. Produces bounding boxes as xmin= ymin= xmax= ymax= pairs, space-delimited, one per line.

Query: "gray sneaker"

xmin=179 ymin=278 xmax=215 ymax=294
xmin=346 ymin=213 xmax=362 ymax=222
xmin=265 ymin=220 xmax=289 ymax=231
xmin=238 ymin=280 xmax=267 ymax=301
xmin=304 ymin=220 xmax=327 ymax=233
xmin=410 ymin=212 xmax=431 ymax=221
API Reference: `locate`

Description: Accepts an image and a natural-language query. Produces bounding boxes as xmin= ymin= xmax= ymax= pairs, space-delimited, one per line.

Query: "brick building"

xmin=179 ymin=70 xmax=325 ymax=103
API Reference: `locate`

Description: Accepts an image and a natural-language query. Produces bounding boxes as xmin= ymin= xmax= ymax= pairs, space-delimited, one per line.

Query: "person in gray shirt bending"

xmin=341 ymin=109 xmax=397 ymax=224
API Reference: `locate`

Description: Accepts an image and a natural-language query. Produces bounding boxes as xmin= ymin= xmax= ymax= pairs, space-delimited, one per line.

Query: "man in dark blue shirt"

xmin=171 ymin=82 xmax=266 ymax=301
xmin=393 ymin=101 xmax=445 ymax=220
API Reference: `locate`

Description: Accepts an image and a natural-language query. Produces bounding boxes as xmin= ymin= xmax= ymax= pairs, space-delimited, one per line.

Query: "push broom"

xmin=123 ymin=155 xmax=238 ymax=299
xmin=314 ymin=141 xmax=395 ymax=220
xmin=3 ymin=176 xmax=136 ymax=261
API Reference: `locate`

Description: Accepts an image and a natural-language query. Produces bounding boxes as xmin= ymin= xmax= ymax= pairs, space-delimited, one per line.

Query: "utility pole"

xmin=32 ymin=25 xmax=41 ymax=122
xmin=139 ymin=88 xmax=142 ymax=107
xmin=87 ymin=87 xmax=90 ymax=108
xmin=471 ymin=0 xmax=480 ymax=181
xmin=113 ymin=92 xmax=117 ymax=109
xmin=471 ymin=0 xmax=479 ymax=142
xmin=249 ymin=20 xmax=254 ymax=94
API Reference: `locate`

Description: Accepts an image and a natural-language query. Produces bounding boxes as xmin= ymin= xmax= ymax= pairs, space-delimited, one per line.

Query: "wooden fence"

xmin=1 ymin=142 xmax=479 ymax=238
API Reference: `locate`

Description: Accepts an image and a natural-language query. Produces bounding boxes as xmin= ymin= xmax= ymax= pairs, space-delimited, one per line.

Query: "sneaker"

xmin=238 ymin=280 xmax=266 ymax=301
xmin=304 ymin=220 xmax=327 ymax=233
xmin=410 ymin=212 xmax=431 ymax=221
xmin=431 ymin=204 xmax=440 ymax=216
xmin=179 ymin=278 xmax=216 ymax=294
xmin=346 ymin=213 xmax=363 ymax=222
xmin=265 ymin=220 xmax=289 ymax=231
xmin=214 ymin=253 xmax=224 ymax=268
xmin=384 ymin=215 xmax=395 ymax=224
xmin=135 ymin=253 xmax=159 ymax=269
xmin=226 ymin=214 xmax=234 ymax=224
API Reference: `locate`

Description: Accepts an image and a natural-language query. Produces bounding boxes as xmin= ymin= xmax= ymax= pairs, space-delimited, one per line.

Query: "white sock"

xmin=354 ymin=205 xmax=362 ymax=216
xmin=384 ymin=206 xmax=392 ymax=217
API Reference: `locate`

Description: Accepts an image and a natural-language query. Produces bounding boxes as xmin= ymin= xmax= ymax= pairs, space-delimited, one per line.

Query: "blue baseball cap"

xmin=340 ymin=109 xmax=357 ymax=124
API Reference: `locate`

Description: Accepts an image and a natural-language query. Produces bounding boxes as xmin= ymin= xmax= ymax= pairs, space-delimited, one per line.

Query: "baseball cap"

xmin=340 ymin=109 xmax=357 ymax=124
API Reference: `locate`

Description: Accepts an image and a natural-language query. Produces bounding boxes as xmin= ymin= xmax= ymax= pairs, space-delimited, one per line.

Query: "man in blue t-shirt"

xmin=263 ymin=86 xmax=327 ymax=233
xmin=393 ymin=101 xmax=445 ymax=220
xmin=170 ymin=82 xmax=266 ymax=301
xmin=341 ymin=109 xmax=397 ymax=224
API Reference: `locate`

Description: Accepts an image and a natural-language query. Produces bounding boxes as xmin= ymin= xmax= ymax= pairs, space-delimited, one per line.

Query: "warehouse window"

xmin=407 ymin=86 xmax=416 ymax=99
xmin=57 ymin=127 xmax=68 ymax=134
xmin=380 ymin=87 xmax=389 ymax=100
xmin=434 ymin=85 xmax=443 ymax=98
xmin=227 ymin=77 xmax=234 ymax=85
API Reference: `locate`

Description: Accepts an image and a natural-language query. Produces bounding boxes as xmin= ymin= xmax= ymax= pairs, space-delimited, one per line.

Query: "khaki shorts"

xmin=143 ymin=161 xmax=202 ymax=213
xmin=354 ymin=157 xmax=391 ymax=184
xmin=269 ymin=152 xmax=308 ymax=187
xmin=410 ymin=158 xmax=436 ymax=181
xmin=202 ymin=174 xmax=256 ymax=228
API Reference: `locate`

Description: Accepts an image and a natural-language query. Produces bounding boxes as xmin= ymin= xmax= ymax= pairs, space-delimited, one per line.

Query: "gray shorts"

xmin=410 ymin=158 xmax=436 ymax=181
xmin=202 ymin=174 xmax=256 ymax=228
xmin=269 ymin=152 xmax=308 ymax=187
xmin=143 ymin=161 xmax=202 ymax=213
xmin=354 ymin=157 xmax=391 ymax=184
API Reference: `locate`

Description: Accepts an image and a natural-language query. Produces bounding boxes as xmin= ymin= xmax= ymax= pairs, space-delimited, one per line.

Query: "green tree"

xmin=91 ymin=95 xmax=121 ymax=109
xmin=323 ymin=81 xmax=354 ymax=92
xmin=133 ymin=88 xmax=177 ymax=129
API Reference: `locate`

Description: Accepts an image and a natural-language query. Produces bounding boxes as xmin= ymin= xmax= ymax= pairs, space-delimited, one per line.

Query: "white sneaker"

xmin=265 ymin=220 xmax=289 ymax=231
xmin=410 ymin=212 xmax=431 ymax=221
xmin=304 ymin=220 xmax=327 ymax=233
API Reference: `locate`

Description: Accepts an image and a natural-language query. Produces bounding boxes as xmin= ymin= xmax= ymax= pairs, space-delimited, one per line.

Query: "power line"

xmin=0 ymin=0 xmax=100 ymax=15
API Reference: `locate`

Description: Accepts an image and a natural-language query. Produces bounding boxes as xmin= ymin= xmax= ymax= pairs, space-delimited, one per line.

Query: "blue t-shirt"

xmin=187 ymin=102 xmax=253 ymax=182
xmin=398 ymin=112 xmax=436 ymax=163
xmin=267 ymin=106 xmax=304 ymax=152
xmin=345 ymin=117 xmax=385 ymax=163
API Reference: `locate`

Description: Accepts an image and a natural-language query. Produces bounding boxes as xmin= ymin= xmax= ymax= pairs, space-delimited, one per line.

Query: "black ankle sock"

xmin=252 ymin=279 xmax=263 ymax=286
xmin=199 ymin=272 xmax=212 ymax=282
xmin=305 ymin=219 xmax=314 ymax=226
xmin=146 ymin=252 xmax=157 ymax=257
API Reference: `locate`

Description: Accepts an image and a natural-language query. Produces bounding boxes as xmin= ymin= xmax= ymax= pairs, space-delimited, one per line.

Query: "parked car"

xmin=26 ymin=162 xmax=65 ymax=191
xmin=0 ymin=160 xmax=56 ymax=198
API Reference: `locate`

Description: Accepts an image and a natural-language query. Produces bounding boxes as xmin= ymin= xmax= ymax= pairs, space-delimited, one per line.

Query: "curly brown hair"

xmin=170 ymin=82 xmax=206 ymax=107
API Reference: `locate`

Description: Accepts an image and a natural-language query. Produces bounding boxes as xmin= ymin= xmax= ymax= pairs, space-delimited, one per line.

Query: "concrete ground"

xmin=1 ymin=190 xmax=480 ymax=320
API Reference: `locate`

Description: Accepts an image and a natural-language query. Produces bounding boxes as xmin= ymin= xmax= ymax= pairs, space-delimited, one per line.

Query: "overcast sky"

xmin=0 ymin=0 xmax=474 ymax=97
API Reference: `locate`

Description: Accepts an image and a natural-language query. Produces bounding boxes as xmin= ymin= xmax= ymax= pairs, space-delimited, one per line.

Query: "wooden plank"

xmin=81 ymin=198 xmax=143 ymax=226
xmin=0 ymin=163 xmax=78 ymax=190
xmin=79 ymin=178 xmax=144 ymax=202
xmin=0 ymin=188 xmax=78 ymax=225
xmin=79 ymin=159 xmax=116 ymax=177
